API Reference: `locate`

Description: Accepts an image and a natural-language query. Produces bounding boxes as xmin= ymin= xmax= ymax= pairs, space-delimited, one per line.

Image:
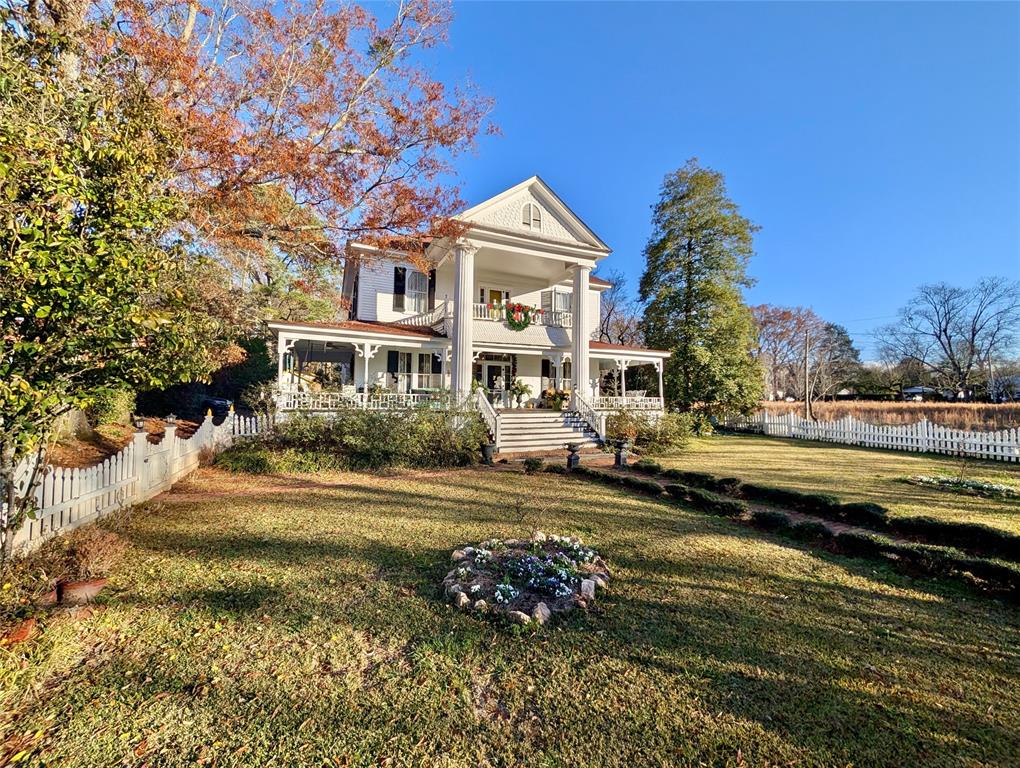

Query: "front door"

xmin=485 ymin=363 xmax=509 ymax=407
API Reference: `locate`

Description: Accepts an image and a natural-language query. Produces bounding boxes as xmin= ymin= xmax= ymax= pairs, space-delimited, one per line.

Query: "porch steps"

xmin=496 ymin=410 xmax=601 ymax=454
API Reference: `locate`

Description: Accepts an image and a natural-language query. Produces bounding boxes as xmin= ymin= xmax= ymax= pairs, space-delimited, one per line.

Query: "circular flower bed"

xmin=442 ymin=532 xmax=610 ymax=625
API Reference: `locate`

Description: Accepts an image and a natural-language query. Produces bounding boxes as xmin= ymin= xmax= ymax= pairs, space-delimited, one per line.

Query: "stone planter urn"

xmin=566 ymin=442 xmax=582 ymax=470
xmin=480 ymin=443 xmax=496 ymax=466
xmin=613 ymin=439 xmax=630 ymax=468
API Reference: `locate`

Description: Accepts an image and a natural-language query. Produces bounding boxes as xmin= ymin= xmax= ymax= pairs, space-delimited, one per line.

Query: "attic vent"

xmin=521 ymin=202 xmax=542 ymax=231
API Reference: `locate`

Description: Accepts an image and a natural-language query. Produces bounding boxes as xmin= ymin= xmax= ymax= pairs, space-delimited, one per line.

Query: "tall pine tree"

xmin=640 ymin=159 xmax=764 ymax=415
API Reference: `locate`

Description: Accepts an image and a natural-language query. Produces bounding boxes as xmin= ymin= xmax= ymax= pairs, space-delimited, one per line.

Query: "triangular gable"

xmin=456 ymin=176 xmax=610 ymax=251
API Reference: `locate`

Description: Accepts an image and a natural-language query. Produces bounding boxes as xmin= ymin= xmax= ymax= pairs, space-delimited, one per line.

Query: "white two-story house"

xmin=268 ymin=177 xmax=669 ymax=452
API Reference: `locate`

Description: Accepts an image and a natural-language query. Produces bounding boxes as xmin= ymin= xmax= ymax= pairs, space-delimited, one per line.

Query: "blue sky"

xmin=424 ymin=1 xmax=1019 ymax=358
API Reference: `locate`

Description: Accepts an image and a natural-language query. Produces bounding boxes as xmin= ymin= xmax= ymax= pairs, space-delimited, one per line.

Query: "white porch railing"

xmin=276 ymin=390 xmax=455 ymax=413
xmin=472 ymin=303 xmax=572 ymax=328
xmin=474 ymin=391 xmax=501 ymax=450
xmin=573 ymin=394 xmax=607 ymax=443
xmin=591 ymin=396 xmax=664 ymax=411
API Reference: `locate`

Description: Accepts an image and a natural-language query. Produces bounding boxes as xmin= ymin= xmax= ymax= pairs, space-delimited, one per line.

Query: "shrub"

xmin=833 ymin=531 xmax=888 ymax=559
xmin=85 ymin=387 xmax=136 ymax=428
xmin=684 ymin=487 xmax=748 ymax=518
xmin=219 ymin=407 xmax=487 ymax=473
xmin=838 ymin=502 xmax=888 ymax=529
xmin=605 ymin=411 xmax=693 ymax=455
xmin=660 ymin=469 xmax=741 ymax=495
xmin=750 ymin=510 xmax=792 ymax=533
xmin=620 ymin=475 xmax=663 ymax=495
xmin=736 ymin=484 xmax=840 ymax=516
xmin=544 ymin=463 xmax=568 ymax=475
xmin=523 ymin=458 xmax=544 ymax=475
xmin=632 ymin=459 xmax=662 ymax=475
xmin=788 ymin=520 xmax=832 ymax=543
xmin=888 ymin=517 xmax=1020 ymax=563
xmin=663 ymin=483 xmax=690 ymax=501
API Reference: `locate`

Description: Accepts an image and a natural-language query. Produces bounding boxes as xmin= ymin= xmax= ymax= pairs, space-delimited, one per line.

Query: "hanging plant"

xmin=504 ymin=302 xmax=542 ymax=331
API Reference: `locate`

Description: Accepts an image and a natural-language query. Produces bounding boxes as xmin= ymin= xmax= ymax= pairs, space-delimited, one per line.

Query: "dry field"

xmin=761 ymin=401 xmax=1020 ymax=431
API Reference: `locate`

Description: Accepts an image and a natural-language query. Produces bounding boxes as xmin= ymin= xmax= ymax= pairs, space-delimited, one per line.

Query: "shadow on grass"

xmin=105 ymin=467 xmax=1020 ymax=766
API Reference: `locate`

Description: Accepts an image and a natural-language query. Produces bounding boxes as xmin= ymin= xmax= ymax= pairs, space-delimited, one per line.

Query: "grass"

xmin=665 ymin=433 xmax=1020 ymax=535
xmin=760 ymin=401 xmax=1020 ymax=431
xmin=1 ymin=466 xmax=1018 ymax=766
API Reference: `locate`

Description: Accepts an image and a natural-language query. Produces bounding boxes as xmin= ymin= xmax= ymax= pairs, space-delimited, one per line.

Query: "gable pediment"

xmin=456 ymin=176 xmax=609 ymax=251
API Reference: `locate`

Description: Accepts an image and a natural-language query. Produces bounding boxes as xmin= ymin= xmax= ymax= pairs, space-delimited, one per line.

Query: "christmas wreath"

xmin=504 ymin=302 xmax=542 ymax=331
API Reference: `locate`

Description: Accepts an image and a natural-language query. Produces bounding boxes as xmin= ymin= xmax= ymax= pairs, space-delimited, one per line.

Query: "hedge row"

xmin=571 ymin=465 xmax=664 ymax=496
xmin=632 ymin=461 xmax=1020 ymax=563
xmin=572 ymin=462 xmax=1020 ymax=599
xmin=663 ymin=484 xmax=748 ymax=518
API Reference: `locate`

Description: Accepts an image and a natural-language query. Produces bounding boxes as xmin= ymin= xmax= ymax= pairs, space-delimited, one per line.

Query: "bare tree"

xmin=751 ymin=304 xmax=824 ymax=399
xmin=597 ymin=269 xmax=643 ymax=346
xmin=877 ymin=278 xmax=1020 ymax=397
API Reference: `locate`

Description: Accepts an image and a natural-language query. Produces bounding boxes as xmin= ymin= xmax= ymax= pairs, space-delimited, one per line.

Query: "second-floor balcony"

xmin=471 ymin=302 xmax=572 ymax=328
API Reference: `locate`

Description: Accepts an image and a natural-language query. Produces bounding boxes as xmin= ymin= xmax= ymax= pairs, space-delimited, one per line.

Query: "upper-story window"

xmin=521 ymin=202 xmax=542 ymax=231
xmin=406 ymin=270 xmax=428 ymax=313
xmin=541 ymin=287 xmax=572 ymax=314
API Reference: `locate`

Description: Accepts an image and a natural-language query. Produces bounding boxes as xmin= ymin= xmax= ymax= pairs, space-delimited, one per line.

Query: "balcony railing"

xmin=472 ymin=303 xmax=572 ymax=328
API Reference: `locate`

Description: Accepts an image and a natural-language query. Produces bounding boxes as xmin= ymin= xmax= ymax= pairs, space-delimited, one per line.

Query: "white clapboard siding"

xmin=723 ymin=411 xmax=1020 ymax=463
xmin=8 ymin=413 xmax=265 ymax=554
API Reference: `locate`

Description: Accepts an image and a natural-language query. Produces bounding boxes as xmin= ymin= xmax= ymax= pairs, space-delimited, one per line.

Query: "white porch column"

xmin=657 ymin=360 xmax=665 ymax=406
xmin=619 ymin=359 xmax=628 ymax=397
xmin=451 ymin=244 xmax=476 ymax=397
xmin=570 ymin=264 xmax=592 ymax=407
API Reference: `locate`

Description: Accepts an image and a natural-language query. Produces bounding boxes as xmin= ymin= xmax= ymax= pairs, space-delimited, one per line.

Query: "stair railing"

xmin=573 ymin=394 xmax=607 ymax=444
xmin=474 ymin=391 xmax=501 ymax=451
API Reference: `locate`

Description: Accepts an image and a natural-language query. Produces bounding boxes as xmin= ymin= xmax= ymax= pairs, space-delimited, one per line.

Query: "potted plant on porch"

xmin=509 ymin=378 xmax=532 ymax=408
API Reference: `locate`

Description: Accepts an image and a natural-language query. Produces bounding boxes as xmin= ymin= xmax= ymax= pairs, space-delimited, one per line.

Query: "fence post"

xmin=130 ymin=425 xmax=148 ymax=503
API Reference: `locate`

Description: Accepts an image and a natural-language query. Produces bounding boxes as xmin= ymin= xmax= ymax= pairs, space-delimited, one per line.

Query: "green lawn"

xmin=665 ymin=433 xmax=1020 ymax=534
xmin=2 ymin=466 xmax=1019 ymax=767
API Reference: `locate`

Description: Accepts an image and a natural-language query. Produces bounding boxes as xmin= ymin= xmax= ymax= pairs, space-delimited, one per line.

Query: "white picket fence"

xmin=9 ymin=412 xmax=265 ymax=553
xmin=723 ymin=411 xmax=1020 ymax=462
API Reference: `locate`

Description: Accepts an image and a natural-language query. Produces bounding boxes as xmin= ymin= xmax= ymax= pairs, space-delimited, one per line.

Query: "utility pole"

xmin=803 ymin=329 xmax=812 ymax=420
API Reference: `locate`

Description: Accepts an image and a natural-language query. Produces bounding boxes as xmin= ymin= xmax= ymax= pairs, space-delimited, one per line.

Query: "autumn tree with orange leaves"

xmin=24 ymin=0 xmax=493 ymax=320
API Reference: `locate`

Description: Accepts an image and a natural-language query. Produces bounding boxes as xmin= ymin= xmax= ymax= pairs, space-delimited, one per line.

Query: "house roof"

xmin=590 ymin=340 xmax=671 ymax=356
xmin=589 ymin=275 xmax=611 ymax=287
xmin=456 ymin=176 xmax=611 ymax=252
xmin=268 ymin=319 xmax=444 ymax=339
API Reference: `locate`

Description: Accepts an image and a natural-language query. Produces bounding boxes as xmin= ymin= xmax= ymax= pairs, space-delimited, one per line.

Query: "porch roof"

xmin=268 ymin=319 xmax=445 ymax=340
xmin=590 ymin=340 xmax=671 ymax=360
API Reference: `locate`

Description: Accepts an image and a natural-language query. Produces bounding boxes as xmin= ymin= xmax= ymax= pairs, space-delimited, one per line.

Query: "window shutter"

xmin=392 ymin=267 xmax=406 ymax=311
xmin=431 ymin=354 xmax=443 ymax=374
xmin=541 ymin=291 xmax=552 ymax=314
xmin=427 ymin=269 xmax=436 ymax=311
xmin=387 ymin=350 xmax=399 ymax=373
xmin=541 ymin=359 xmax=551 ymax=378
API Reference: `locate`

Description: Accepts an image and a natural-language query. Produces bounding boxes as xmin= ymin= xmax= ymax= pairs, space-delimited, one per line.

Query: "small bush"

xmin=889 ymin=517 xmax=1020 ymax=563
xmin=750 ymin=509 xmax=792 ymax=533
xmin=685 ymin=487 xmax=748 ymax=518
xmin=620 ymin=475 xmax=663 ymax=495
xmin=631 ymin=459 xmax=662 ymax=475
xmin=838 ymin=502 xmax=889 ymax=529
xmin=737 ymin=484 xmax=840 ymax=517
xmin=663 ymin=483 xmax=690 ymax=501
xmin=788 ymin=520 xmax=832 ymax=543
xmin=85 ymin=387 xmax=136 ymax=428
xmin=544 ymin=464 xmax=568 ymax=475
xmin=833 ymin=531 xmax=888 ymax=559
xmin=523 ymin=458 xmax=544 ymax=475
xmin=605 ymin=411 xmax=693 ymax=456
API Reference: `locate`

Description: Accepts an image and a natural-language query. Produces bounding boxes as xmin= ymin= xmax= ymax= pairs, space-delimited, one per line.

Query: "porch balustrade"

xmin=276 ymin=390 xmax=456 ymax=412
xmin=590 ymin=395 xmax=664 ymax=411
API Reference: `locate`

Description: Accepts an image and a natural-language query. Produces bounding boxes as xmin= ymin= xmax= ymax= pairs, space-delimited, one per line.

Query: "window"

xmin=541 ymin=288 xmax=572 ymax=313
xmin=406 ymin=270 xmax=428 ymax=313
xmin=521 ymin=202 xmax=542 ymax=231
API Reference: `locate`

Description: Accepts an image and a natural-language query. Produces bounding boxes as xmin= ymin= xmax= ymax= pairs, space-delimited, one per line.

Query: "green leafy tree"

xmin=639 ymin=159 xmax=764 ymax=415
xmin=0 ymin=20 xmax=223 ymax=562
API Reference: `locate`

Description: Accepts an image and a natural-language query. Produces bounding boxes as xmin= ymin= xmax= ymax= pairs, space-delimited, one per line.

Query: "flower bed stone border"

xmin=442 ymin=532 xmax=610 ymax=625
